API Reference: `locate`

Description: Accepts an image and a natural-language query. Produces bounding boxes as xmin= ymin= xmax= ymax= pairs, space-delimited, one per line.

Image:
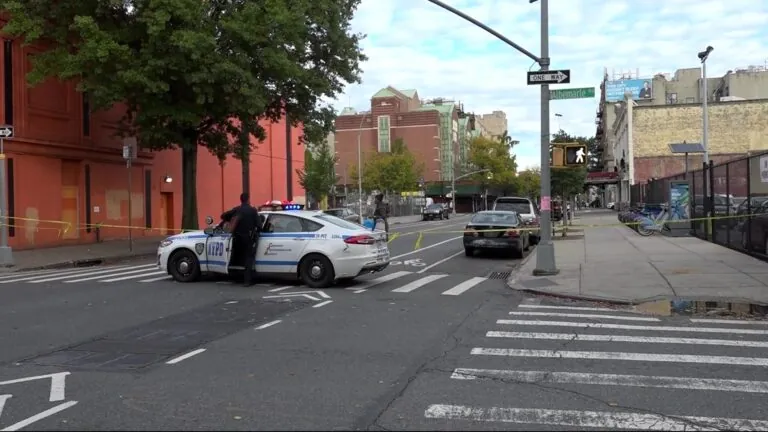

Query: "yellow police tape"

xmin=0 ymin=215 xmax=199 ymax=238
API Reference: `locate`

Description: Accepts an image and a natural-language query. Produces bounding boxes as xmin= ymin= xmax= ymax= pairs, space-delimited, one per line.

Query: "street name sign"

xmin=550 ymin=87 xmax=595 ymax=100
xmin=0 ymin=125 xmax=13 ymax=138
xmin=527 ymin=70 xmax=570 ymax=85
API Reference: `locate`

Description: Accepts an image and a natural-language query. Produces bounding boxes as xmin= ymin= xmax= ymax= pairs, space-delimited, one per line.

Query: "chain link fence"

xmin=331 ymin=190 xmax=423 ymax=217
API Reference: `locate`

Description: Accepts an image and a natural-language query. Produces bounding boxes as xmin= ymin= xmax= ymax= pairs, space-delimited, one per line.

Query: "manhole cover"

xmin=488 ymin=271 xmax=512 ymax=279
xmin=18 ymin=299 xmax=309 ymax=372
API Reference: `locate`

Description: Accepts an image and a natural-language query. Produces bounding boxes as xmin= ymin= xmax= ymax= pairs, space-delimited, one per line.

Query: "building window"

xmin=3 ymin=39 xmax=13 ymax=125
xmin=666 ymin=93 xmax=677 ymax=104
xmin=377 ymin=115 xmax=390 ymax=152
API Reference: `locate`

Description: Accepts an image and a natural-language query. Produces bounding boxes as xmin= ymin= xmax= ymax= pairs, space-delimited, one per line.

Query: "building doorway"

xmin=61 ymin=161 xmax=80 ymax=239
xmin=159 ymin=192 xmax=174 ymax=235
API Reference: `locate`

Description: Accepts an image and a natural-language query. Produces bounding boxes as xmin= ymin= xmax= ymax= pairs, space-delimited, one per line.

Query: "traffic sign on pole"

xmin=550 ymin=87 xmax=595 ymax=100
xmin=527 ymin=70 xmax=570 ymax=85
xmin=0 ymin=125 xmax=14 ymax=139
xmin=565 ymin=144 xmax=587 ymax=166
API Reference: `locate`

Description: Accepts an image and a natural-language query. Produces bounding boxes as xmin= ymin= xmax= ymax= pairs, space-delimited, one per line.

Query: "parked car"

xmin=739 ymin=199 xmax=768 ymax=252
xmin=422 ymin=203 xmax=449 ymax=221
xmin=322 ymin=207 xmax=360 ymax=224
xmin=463 ymin=210 xmax=530 ymax=258
xmin=492 ymin=196 xmax=540 ymax=244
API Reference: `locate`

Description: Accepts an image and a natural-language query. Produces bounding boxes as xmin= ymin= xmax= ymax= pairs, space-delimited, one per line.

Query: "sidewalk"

xmin=509 ymin=210 xmax=768 ymax=304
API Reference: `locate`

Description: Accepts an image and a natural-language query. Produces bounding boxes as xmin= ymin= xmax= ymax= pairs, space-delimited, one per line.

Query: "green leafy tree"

xmin=297 ymin=142 xmax=337 ymax=207
xmin=349 ymin=139 xmax=423 ymax=193
xmin=517 ymin=168 xmax=541 ymax=199
xmin=468 ymin=136 xmax=517 ymax=192
xmin=551 ymin=130 xmax=588 ymax=198
xmin=4 ymin=0 xmax=366 ymax=229
xmin=585 ymin=136 xmax=603 ymax=172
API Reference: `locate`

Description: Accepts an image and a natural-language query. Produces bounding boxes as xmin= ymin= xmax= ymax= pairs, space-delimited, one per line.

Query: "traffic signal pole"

xmin=425 ymin=0 xmax=558 ymax=276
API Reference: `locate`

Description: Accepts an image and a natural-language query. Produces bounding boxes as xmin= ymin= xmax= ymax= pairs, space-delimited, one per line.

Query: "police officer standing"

xmin=221 ymin=193 xmax=261 ymax=286
xmin=373 ymin=193 xmax=389 ymax=234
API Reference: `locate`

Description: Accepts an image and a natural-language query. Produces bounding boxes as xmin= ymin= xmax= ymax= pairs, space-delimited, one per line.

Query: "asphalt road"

xmin=6 ymin=216 xmax=765 ymax=430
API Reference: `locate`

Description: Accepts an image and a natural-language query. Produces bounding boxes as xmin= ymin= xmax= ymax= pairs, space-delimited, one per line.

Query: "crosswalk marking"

xmin=450 ymin=368 xmax=768 ymax=393
xmin=31 ymin=264 xmax=156 ymax=283
xmin=471 ymin=347 xmax=768 ymax=367
xmin=486 ymin=331 xmax=768 ymax=348
xmin=102 ymin=270 xmax=167 ymax=282
xmin=517 ymin=304 xmax=630 ymax=313
xmin=346 ymin=271 xmax=411 ymax=293
xmin=507 ymin=311 xmax=660 ymax=322
xmin=441 ymin=276 xmax=486 ymax=296
xmin=139 ymin=275 xmax=171 ymax=282
xmin=392 ymin=274 xmax=447 ymax=293
xmin=0 ymin=266 xmax=128 ymax=283
xmin=690 ymin=318 xmax=768 ymax=325
xmin=497 ymin=319 xmax=768 ymax=335
xmin=64 ymin=265 xmax=159 ymax=283
xmin=0 ymin=268 xmax=67 ymax=280
xmin=424 ymin=405 xmax=768 ymax=430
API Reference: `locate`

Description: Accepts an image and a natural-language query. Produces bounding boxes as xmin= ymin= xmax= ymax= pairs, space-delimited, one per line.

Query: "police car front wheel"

xmin=169 ymin=249 xmax=202 ymax=283
xmin=299 ymin=253 xmax=335 ymax=288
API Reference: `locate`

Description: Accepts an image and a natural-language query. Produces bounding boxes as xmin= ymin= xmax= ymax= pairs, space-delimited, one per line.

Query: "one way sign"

xmin=527 ymin=70 xmax=570 ymax=85
xmin=0 ymin=125 xmax=13 ymax=139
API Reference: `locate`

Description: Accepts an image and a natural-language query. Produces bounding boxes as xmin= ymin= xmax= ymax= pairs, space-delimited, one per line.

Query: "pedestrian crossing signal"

xmin=565 ymin=145 xmax=587 ymax=166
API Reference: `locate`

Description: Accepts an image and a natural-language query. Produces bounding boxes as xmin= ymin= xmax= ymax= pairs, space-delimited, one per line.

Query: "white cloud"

xmin=333 ymin=0 xmax=768 ymax=172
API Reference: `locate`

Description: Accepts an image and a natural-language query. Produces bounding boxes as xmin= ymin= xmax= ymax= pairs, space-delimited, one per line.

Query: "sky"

xmin=331 ymin=0 xmax=768 ymax=172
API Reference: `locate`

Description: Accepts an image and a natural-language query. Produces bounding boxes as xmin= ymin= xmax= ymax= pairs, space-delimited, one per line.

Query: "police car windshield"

xmin=314 ymin=214 xmax=362 ymax=230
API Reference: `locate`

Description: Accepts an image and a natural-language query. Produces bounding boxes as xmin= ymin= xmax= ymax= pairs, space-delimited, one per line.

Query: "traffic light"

xmin=549 ymin=146 xmax=564 ymax=167
xmin=565 ymin=144 xmax=587 ymax=166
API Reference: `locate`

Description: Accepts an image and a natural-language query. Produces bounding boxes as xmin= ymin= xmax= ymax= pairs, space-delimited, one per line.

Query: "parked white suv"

xmin=492 ymin=196 xmax=540 ymax=244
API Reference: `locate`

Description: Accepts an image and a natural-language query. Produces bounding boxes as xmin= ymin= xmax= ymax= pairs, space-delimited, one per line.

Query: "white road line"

xmin=496 ymin=319 xmax=768 ymax=335
xmin=348 ymin=271 xmax=412 ymax=292
xmin=313 ymin=300 xmax=333 ymax=308
xmin=518 ymin=304 xmax=630 ymax=312
xmin=29 ymin=264 xmax=156 ymax=283
xmin=507 ymin=311 xmax=660 ymax=322
xmin=417 ymin=251 xmax=463 ymax=274
xmin=165 ymin=348 xmax=206 ymax=365
xmin=392 ymin=274 xmax=447 ymax=293
xmin=442 ymin=277 xmax=487 ymax=296
xmin=424 ymin=404 xmax=768 ymax=430
xmin=0 ymin=266 xmax=128 ymax=283
xmin=471 ymin=348 xmax=768 ymax=367
xmin=353 ymin=289 xmax=366 ymax=294
xmin=0 ymin=268 xmax=65 ymax=280
xmin=450 ymin=368 xmax=768 ymax=393
xmin=1 ymin=400 xmax=79 ymax=431
xmin=485 ymin=331 xmax=768 ymax=348
xmin=65 ymin=266 xmax=158 ymax=283
xmin=691 ymin=318 xmax=768 ymax=325
xmin=140 ymin=275 xmax=171 ymax=282
xmin=102 ymin=270 xmax=166 ymax=282
xmin=255 ymin=320 xmax=281 ymax=330
xmin=268 ymin=286 xmax=294 ymax=292
xmin=390 ymin=236 xmax=462 ymax=260
xmin=0 ymin=395 xmax=10 ymax=418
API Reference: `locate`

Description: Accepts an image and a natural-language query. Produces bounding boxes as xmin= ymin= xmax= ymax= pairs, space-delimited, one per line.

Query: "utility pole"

xmin=0 ymin=125 xmax=14 ymax=266
xmin=426 ymin=0 xmax=560 ymax=275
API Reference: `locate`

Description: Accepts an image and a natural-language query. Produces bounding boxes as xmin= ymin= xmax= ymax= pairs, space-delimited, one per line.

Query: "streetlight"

xmin=554 ymin=113 xmax=562 ymax=133
xmin=698 ymin=46 xmax=713 ymax=165
xmin=451 ymin=168 xmax=490 ymax=215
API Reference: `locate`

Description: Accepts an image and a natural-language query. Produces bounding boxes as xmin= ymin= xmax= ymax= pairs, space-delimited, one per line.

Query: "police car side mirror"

xmin=203 ymin=227 xmax=215 ymax=236
xmin=205 ymin=216 xmax=214 ymax=225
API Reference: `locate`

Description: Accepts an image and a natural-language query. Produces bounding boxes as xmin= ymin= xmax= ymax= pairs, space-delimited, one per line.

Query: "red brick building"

xmin=334 ymin=87 xmax=472 ymax=186
xmin=1 ymin=25 xmax=304 ymax=250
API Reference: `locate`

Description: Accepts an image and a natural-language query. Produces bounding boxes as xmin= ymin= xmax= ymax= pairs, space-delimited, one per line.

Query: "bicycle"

xmin=636 ymin=204 xmax=670 ymax=236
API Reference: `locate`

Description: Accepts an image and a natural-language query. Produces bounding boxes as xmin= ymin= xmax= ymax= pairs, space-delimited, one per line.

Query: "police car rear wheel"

xmin=299 ymin=253 xmax=335 ymax=288
xmin=169 ymin=249 xmax=201 ymax=283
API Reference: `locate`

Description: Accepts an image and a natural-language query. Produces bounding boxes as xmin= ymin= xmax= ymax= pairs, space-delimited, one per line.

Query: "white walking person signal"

xmin=575 ymin=147 xmax=585 ymax=163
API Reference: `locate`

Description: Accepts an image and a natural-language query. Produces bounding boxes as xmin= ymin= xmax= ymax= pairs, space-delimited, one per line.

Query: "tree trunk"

xmin=181 ymin=138 xmax=199 ymax=231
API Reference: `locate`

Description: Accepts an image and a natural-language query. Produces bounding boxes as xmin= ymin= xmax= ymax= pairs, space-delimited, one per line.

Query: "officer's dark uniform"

xmin=221 ymin=193 xmax=261 ymax=286
xmin=373 ymin=194 xmax=389 ymax=233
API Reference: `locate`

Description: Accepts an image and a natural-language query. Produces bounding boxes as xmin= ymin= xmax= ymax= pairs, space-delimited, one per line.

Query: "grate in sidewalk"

xmin=487 ymin=271 xmax=512 ymax=280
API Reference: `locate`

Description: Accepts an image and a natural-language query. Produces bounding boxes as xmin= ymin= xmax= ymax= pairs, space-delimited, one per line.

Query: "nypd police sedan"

xmin=156 ymin=203 xmax=390 ymax=288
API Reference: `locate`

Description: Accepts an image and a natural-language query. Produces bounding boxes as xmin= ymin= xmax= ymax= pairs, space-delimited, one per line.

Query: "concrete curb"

xmin=6 ymin=252 xmax=157 ymax=272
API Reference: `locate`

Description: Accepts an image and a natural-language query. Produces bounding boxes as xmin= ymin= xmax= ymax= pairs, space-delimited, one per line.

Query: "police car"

xmin=156 ymin=200 xmax=390 ymax=288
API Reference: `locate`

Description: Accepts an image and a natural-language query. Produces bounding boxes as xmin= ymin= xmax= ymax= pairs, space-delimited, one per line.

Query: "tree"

xmin=297 ymin=142 xmax=337 ymax=207
xmin=467 ymin=136 xmax=517 ymax=192
xmin=585 ymin=136 xmax=603 ymax=172
xmin=517 ymin=168 xmax=541 ymax=199
xmin=349 ymin=139 xmax=423 ymax=193
xmin=551 ymin=130 xmax=588 ymax=198
xmin=4 ymin=0 xmax=366 ymax=229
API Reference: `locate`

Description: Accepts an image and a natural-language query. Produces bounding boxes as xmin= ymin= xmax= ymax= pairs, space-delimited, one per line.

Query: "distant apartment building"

xmin=334 ymin=86 xmax=477 ymax=184
xmin=595 ymin=65 xmax=768 ymax=202
xmin=476 ymin=110 xmax=508 ymax=139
